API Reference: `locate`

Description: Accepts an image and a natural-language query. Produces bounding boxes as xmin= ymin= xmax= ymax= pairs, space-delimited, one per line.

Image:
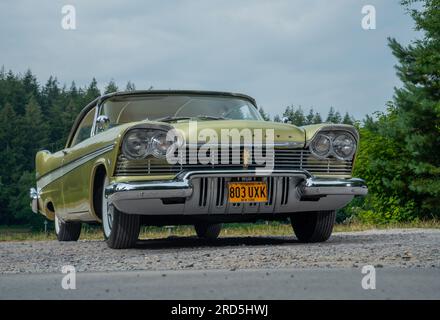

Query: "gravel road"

xmin=0 ymin=229 xmax=439 ymax=274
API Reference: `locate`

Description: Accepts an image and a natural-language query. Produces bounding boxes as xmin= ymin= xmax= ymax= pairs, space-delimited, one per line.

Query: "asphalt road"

xmin=1 ymin=228 xmax=439 ymax=299
xmin=1 ymin=268 xmax=439 ymax=299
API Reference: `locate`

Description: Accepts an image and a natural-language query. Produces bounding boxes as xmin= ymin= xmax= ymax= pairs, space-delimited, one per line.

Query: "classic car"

xmin=30 ymin=90 xmax=367 ymax=249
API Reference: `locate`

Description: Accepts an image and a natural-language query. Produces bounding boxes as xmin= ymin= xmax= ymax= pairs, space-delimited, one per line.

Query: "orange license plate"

xmin=228 ymin=182 xmax=268 ymax=203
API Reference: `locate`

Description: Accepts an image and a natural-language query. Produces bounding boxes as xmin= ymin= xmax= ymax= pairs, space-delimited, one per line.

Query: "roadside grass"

xmin=0 ymin=219 xmax=439 ymax=242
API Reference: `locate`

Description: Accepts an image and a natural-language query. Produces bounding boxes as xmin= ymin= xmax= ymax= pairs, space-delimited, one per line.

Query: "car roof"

xmin=97 ymin=90 xmax=257 ymax=107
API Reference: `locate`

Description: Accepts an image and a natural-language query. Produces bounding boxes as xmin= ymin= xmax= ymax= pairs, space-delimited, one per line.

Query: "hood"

xmin=126 ymin=120 xmax=306 ymax=148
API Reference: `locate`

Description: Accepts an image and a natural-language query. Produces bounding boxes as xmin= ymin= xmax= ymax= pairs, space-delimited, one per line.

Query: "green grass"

xmin=0 ymin=219 xmax=439 ymax=242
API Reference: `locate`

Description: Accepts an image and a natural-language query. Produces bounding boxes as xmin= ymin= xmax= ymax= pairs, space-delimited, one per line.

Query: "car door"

xmin=61 ymin=106 xmax=98 ymax=216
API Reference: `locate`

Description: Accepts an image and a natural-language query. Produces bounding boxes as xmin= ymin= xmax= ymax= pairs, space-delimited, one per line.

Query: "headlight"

xmin=121 ymin=129 xmax=150 ymax=159
xmin=310 ymin=134 xmax=331 ymax=158
xmin=332 ymin=133 xmax=356 ymax=160
xmin=150 ymin=131 xmax=173 ymax=158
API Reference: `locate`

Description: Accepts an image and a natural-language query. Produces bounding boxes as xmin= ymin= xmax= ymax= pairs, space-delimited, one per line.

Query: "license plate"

xmin=228 ymin=182 xmax=268 ymax=203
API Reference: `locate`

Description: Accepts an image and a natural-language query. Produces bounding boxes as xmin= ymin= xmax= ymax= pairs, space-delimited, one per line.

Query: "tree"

xmin=283 ymin=105 xmax=306 ymax=126
xmin=84 ymin=78 xmax=101 ymax=102
xmin=342 ymin=112 xmax=354 ymax=125
xmin=326 ymin=107 xmax=342 ymax=123
xmin=355 ymin=0 xmax=440 ymax=220
xmin=306 ymin=108 xmax=315 ymax=124
xmin=104 ymin=79 xmax=119 ymax=94
xmin=0 ymin=103 xmax=20 ymax=184
xmin=326 ymin=107 xmax=335 ymax=123
xmin=21 ymin=95 xmax=47 ymax=169
xmin=125 ymin=81 xmax=136 ymax=91
xmin=258 ymin=107 xmax=270 ymax=121
xmin=383 ymin=0 xmax=440 ymax=217
xmin=313 ymin=112 xmax=323 ymax=124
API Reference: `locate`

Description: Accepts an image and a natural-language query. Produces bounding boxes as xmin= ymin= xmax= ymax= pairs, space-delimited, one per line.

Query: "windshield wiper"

xmin=156 ymin=115 xmax=227 ymax=123
xmin=196 ymin=115 xmax=227 ymax=120
xmin=155 ymin=116 xmax=193 ymax=123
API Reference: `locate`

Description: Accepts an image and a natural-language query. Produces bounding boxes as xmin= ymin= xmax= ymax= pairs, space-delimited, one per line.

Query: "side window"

xmin=70 ymin=107 xmax=97 ymax=147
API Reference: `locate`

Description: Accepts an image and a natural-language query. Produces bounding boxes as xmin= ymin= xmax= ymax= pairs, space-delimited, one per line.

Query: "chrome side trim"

xmin=37 ymin=144 xmax=115 ymax=189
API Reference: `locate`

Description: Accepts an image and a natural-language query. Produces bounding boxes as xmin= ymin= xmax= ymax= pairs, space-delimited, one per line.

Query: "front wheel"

xmin=290 ymin=211 xmax=336 ymax=243
xmin=101 ymin=176 xmax=140 ymax=249
xmin=55 ymin=215 xmax=81 ymax=241
xmin=194 ymin=223 xmax=222 ymax=240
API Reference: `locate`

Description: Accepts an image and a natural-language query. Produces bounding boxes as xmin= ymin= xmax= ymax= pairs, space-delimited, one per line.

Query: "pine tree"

xmin=306 ymin=108 xmax=315 ymax=124
xmin=258 ymin=107 xmax=270 ymax=121
xmin=104 ymin=80 xmax=119 ymax=94
xmin=313 ymin=112 xmax=323 ymax=124
xmin=326 ymin=107 xmax=342 ymax=123
xmin=381 ymin=0 xmax=440 ymax=216
xmin=283 ymin=105 xmax=306 ymax=126
xmin=326 ymin=107 xmax=336 ymax=123
xmin=22 ymin=96 xmax=47 ymax=170
xmin=125 ymin=81 xmax=136 ymax=91
xmin=355 ymin=0 xmax=440 ymax=219
xmin=342 ymin=112 xmax=354 ymax=125
xmin=333 ymin=111 xmax=342 ymax=123
xmin=85 ymin=78 xmax=101 ymax=101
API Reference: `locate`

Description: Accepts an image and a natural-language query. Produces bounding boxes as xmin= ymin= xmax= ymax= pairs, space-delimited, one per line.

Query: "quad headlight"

xmin=122 ymin=129 xmax=151 ymax=159
xmin=310 ymin=134 xmax=332 ymax=158
xmin=122 ymin=129 xmax=172 ymax=159
xmin=309 ymin=131 xmax=356 ymax=160
xmin=332 ymin=133 xmax=356 ymax=160
xmin=150 ymin=131 xmax=173 ymax=159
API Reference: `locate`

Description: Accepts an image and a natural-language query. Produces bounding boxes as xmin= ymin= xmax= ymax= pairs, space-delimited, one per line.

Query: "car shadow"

xmin=134 ymin=235 xmax=300 ymax=250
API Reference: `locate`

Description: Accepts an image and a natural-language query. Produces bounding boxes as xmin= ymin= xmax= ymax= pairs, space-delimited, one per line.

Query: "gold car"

xmin=30 ymin=90 xmax=367 ymax=248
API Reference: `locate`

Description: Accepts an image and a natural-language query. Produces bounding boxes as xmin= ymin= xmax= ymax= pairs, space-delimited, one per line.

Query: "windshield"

xmin=99 ymin=94 xmax=261 ymax=128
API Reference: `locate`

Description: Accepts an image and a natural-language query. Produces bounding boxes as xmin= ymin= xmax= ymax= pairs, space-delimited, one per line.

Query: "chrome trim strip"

xmin=90 ymin=105 xmax=100 ymax=138
xmin=182 ymin=142 xmax=304 ymax=148
xmin=37 ymin=144 xmax=115 ymax=189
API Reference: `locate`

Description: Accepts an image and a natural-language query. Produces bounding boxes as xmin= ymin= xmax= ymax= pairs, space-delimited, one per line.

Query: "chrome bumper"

xmin=29 ymin=187 xmax=39 ymax=214
xmin=301 ymin=177 xmax=368 ymax=197
xmin=105 ymin=170 xmax=367 ymax=215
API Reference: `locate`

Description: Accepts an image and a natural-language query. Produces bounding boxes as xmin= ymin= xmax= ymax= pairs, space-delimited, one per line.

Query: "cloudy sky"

xmin=0 ymin=0 xmax=418 ymax=119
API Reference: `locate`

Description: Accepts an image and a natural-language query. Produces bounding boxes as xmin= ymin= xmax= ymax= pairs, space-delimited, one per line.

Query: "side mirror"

xmin=282 ymin=117 xmax=291 ymax=124
xmin=96 ymin=115 xmax=110 ymax=133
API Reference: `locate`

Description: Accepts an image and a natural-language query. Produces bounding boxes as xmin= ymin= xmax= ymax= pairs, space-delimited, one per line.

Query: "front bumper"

xmin=30 ymin=187 xmax=39 ymax=214
xmin=105 ymin=170 xmax=367 ymax=215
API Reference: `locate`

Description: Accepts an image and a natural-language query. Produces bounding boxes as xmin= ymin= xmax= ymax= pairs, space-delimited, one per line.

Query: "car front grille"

xmin=114 ymin=147 xmax=353 ymax=176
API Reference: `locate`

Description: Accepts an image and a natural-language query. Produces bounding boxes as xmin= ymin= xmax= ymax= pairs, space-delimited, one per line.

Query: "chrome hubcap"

xmin=102 ymin=177 xmax=112 ymax=238
xmin=54 ymin=215 xmax=61 ymax=235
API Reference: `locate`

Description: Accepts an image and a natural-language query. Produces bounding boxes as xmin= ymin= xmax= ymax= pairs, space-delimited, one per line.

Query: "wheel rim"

xmin=102 ymin=176 xmax=112 ymax=238
xmin=54 ymin=215 xmax=61 ymax=235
